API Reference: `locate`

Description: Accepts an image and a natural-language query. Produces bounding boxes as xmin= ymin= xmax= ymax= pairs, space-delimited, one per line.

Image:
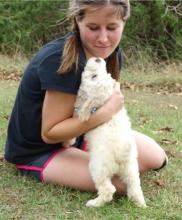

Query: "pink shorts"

xmin=16 ymin=142 xmax=88 ymax=182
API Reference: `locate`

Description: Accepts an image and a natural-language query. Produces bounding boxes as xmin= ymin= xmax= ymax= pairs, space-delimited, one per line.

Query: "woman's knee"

xmin=148 ymin=149 xmax=168 ymax=171
xmin=134 ymin=131 xmax=168 ymax=171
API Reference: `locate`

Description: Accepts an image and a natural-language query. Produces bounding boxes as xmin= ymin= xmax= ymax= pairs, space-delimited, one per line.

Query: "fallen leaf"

xmin=168 ymin=104 xmax=178 ymax=110
xmin=13 ymin=208 xmax=23 ymax=220
xmin=153 ymin=179 xmax=165 ymax=187
xmin=131 ymin=99 xmax=139 ymax=104
xmin=159 ymin=139 xmax=177 ymax=145
xmin=165 ymin=150 xmax=182 ymax=159
xmin=158 ymin=126 xmax=174 ymax=132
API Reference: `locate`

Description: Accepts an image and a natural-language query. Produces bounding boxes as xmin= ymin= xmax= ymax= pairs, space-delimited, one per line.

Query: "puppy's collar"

xmin=74 ymin=106 xmax=97 ymax=114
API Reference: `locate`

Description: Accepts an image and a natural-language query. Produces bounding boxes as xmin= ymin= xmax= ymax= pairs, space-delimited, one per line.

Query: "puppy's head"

xmin=84 ymin=57 xmax=106 ymax=74
xmin=82 ymin=57 xmax=111 ymax=88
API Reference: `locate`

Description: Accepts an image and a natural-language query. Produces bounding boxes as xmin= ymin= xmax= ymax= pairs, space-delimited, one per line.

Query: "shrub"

xmin=122 ymin=0 xmax=182 ymax=60
xmin=0 ymin=0 xmax=68 ymax=54
xmin=0 ymin=0 xmax=181 ymax=60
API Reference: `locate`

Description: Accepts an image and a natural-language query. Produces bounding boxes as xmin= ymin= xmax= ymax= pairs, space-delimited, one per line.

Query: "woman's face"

xmin=76 ymin=5 xmax=124 ymax=59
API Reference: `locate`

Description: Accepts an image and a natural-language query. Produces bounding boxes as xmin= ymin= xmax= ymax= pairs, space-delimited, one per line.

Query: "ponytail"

xmin=58 ymin=33 xmax=79 ymax=74
xmin=107 ymin=51 xmax=120 ymax=81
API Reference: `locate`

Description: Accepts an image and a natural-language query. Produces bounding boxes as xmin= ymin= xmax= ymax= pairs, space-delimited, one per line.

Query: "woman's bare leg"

xmin=133 ymin=131 xmax=167 ymax=172
xmin=43 ymin=131 xmax=167 ymax=193
xmin=43 ymin=147 xmax=95 ymax=191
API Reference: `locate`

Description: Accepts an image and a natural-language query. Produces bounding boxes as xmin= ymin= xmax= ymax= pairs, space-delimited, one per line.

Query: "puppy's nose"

xmin=95 ymin=58 xmax=101 ymax=63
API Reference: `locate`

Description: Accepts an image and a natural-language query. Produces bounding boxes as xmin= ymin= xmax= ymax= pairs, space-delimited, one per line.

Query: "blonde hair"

xmin=58 ymin=0 xmax=130 ymax=80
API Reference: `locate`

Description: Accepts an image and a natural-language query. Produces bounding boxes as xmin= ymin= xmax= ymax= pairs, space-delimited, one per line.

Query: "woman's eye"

xmin=89 ymin=27 xmax=99 ymax=31
xmin=107 ymin=26 xmax=117 ymax=31
xmin=107 ymin=27 xmax=116 ymax=31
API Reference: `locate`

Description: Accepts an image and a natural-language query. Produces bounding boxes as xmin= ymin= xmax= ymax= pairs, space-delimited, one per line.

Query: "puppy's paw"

xmin=86 ymin=198 xmax=103 ymax=207
xmin=137 ymin=202 xmax=147 ymax=208
xmin=135 ymin=200 xmax=147 ymax=208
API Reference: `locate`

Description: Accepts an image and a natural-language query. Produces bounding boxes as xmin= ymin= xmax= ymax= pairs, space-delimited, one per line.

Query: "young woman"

xmin=5 ymin=0 xmax=167 ymax=193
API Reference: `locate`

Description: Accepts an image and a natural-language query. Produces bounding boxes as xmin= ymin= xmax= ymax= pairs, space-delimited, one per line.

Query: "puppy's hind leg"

xmin=119 ymin=160 xmax=146 ymax=208
xmin=86 ymin=178 xmax=116 ymax=207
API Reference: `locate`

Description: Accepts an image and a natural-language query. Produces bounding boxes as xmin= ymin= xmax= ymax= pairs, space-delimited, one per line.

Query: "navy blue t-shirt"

xmin=5 ymin=33 xmax=123 ymax=164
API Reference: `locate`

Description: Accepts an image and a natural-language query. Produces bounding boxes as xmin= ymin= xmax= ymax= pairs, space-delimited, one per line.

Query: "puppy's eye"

xmin=91 ymin=74 xmax=97 ymax=79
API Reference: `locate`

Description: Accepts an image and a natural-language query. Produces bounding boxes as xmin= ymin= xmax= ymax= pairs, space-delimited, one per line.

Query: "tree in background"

xmin=0 ymin=0 xmax=181 ymax=60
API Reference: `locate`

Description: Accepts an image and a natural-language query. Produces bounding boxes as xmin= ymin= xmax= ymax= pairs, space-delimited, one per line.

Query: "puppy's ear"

xmin=78 ymin=99 xmax=93 ymax=121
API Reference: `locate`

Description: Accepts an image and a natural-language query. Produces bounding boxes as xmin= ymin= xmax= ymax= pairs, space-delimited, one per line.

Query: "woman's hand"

xmin=99 ymin=81 xmax=124 ymax=121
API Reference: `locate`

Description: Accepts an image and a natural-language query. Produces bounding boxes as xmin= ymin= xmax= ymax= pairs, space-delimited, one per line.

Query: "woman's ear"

xmin=74 ymin=17 xmax=80 ymax=25
xmin=72 ymin=17 xmax=80 ymax=34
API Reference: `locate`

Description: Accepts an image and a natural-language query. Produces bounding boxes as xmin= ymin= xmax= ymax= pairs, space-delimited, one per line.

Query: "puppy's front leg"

xmin=86 ymin=178 xmax=116 ymax=207
xmin=86 ymin=158 xmax=116 ymax=207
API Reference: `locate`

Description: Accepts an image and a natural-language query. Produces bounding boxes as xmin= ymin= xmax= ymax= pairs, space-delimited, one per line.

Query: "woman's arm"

xmin=41 ymin=86 xmax=124 ymax=144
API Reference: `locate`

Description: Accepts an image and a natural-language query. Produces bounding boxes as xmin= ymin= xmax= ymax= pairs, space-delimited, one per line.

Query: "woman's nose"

xmin=98 ymin=29 xmax=109 ymax=43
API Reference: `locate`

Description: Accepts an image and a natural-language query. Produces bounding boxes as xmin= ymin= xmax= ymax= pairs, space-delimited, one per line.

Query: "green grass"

xmin=0 ymin=55 xmax=182 ymax=219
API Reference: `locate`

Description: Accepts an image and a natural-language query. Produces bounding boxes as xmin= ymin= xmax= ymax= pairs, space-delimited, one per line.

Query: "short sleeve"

xmin=37 ymin=53 xmax=82 ymax=94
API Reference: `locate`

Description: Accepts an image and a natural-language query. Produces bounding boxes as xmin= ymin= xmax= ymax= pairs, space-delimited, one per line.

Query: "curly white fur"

xmin=75 ymin=57 xmax=146 ymax=208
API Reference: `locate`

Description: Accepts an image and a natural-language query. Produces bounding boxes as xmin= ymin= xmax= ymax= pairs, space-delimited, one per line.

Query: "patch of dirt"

xmin=121 ymin=82 xmax=182 ymax=96
xmin=0 ymin=68 xmax=22 ymax=81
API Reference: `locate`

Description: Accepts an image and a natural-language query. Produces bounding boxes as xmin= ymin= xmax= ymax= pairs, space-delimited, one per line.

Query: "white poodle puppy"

xmin=74 ymin=57 xmax=146 ymax=208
